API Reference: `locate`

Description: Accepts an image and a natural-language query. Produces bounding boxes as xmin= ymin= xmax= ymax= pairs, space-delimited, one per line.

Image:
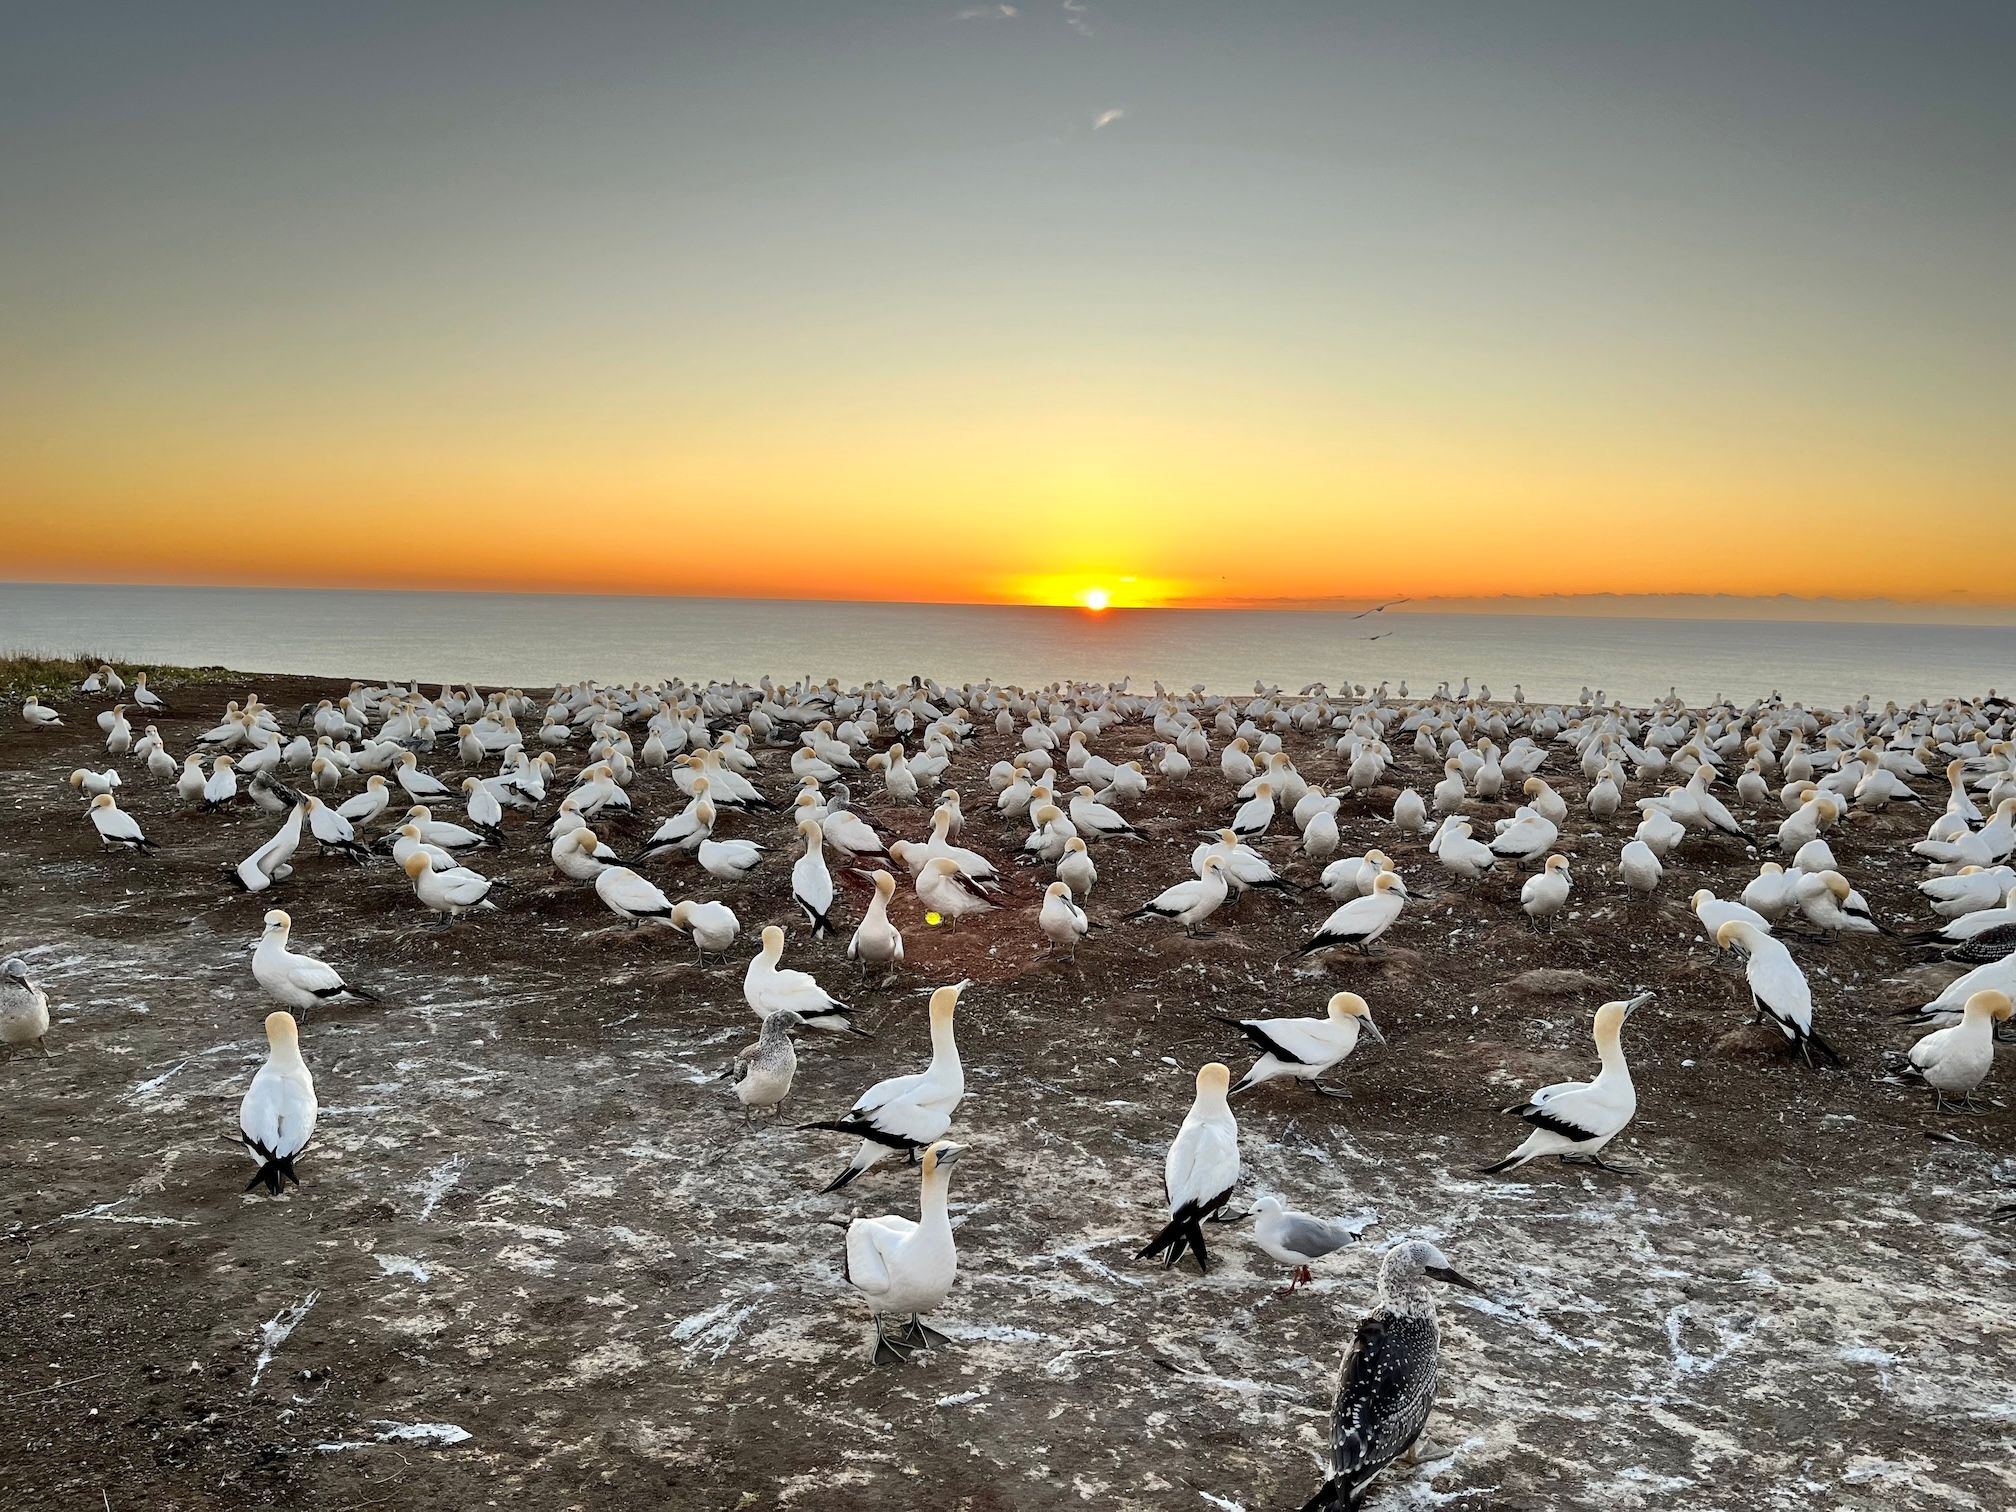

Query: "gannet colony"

xmin=6 ymin=668 xmax=2015 ymax=1509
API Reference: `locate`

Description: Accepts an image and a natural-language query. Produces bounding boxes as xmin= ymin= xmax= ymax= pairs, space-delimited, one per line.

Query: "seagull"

xmin=1125 ymin=855 xmax=1231 ymax=935
xmin=802 ymin=982 xmax=965 ymax=1191
xmin=844 ymin=1140 xmax=966 ymax=1366
xmin=1137 ymin=1063 xmax=1240 ymax=1274
xmin=1 ymin=957 xmax=51 ymax=1060
xmin=1715 ymin=920 xmax=1843 ymax=1067
xmin=1300 ymin=1240 xmax=1482 ymax=1512
xmin=1481 ymin=992 xmax=1651 ymax=1176
xmin=238 ymin=1011 xmax=317 ymax=1196
xmin=1251 ymin=1195 xmax=1375 ymax=1293
xmin=1291 ymin=872 xmax=1405 ymax=959
xmin=743 ymin=925 xmax=862 ymax=1034
xmin=1220 ymin=992 xmax=1385 ymax=1096
xmin=88 ymin=792 xmax=157 ymax=853
xmin=252 ymin=910 xmax=379 ymax=1014
xmin=729 ymin=1009 xmax=801 ymax=1121
xmin=1883 ymin=989 xmax=2011 ymax=1113
xmin=848 ymin=870 xmax=906 ymax=974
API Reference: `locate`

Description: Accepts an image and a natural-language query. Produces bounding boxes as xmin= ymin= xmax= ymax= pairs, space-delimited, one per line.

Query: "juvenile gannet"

xmin=848 ymin=869 xmax=906 ymax=974
xmin=238 ymin=1011 xmax=317 ymax=1196
xmin=804 ymin=982 xmax=965 ymax=1191
xmin=1138 ymin=1063 xmax=1240 ymax=1274
xmin=668 ymin=898 xmax=741 ymax=960
xmin=1251 ymin=1195 xmax=1373 ymax=1293
xmin=1885 ymin=989 xmax=2011 ymax=1113
xmin=88 ymin=792 xmax=156 ymax=853
xmin=791 ymin=819 xmax=837 ymax=937
xmin=1715 ymin=920 xmax=1842 ymax=1067
xmin=1302 ymin=1240 xmax=1482 ymax=1512
xmin=1220 ymin=992 xmax=1384 ymax=1096
xmin=1520 ymin=855 xmax=1572 ymax=930
xmin=1482 ymin=992 xmax=1650 ymax=1176
xmin=594 ymin=864 xmax=677 ymax=926
xmin=401 ymin=850 xmax=499 ymax=923
xmin=253 ymin=910 xmax=379 ymax=1014
xmin=845 ymin=1140 xmax=965 ymax=1365
xmin=1292 ymin=873 xmax=1406 ymax=959
xmin=1039 ymin=880 xmax=1093 ymax=956
xmin=1 ymin=958 xmax=51 ymax=1060
xmin=729 ymin=1009 xmax=801 ymax=1120
xmin=743 ymin=925 xmax=861 ymax=1034
xmin=1125 ymin=856 xmax=1231 ymax=936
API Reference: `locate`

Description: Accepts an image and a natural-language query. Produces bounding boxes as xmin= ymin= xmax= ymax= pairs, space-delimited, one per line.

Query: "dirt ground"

xmin=2 ymin=675 xmax=2013 ymax=1512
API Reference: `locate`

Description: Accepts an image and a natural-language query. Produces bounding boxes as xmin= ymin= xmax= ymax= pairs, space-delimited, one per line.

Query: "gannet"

xmin=803 ymin=982 xmax=965 ymax=1191
xmin=1320 ymin=850 xmax=1404 ymax=903
xmin=744 ymin=925 xmax=861 ymax=1033
xmin=175 ymin=754 xmax=207 ymax=801
xmin=393 ymin=803 xmax=497 ymax=854
xmin=1618 ymin=839 xmax=1662 ymax=900
xmin=253 ymin=910 xmax=379 ymax=1014
xmin=640 ymin=781 xmax=717 ymax=858
xmin=68 ymin=767 xmax=122 ymax=797
xmin=87 ymin=792 xmax=156 ymax=853
xmin=395 ymin=751 xmax=457 ymax=802
xmin=697 ymin=835 xmax=766 ymax=883
xmin=460 ymin=775 xmax=506 ymax=834
xmin=231 ymin=801 xmax=303 ymax=892
xmin=1910 ymin=886 xmax=2016 ymax=963
xmin=20 ymin=696 xmax=63 ymax=729
xmin=1301 ymin=1240 xmax=1481 ymax=1512
xmin=1690 ymin=889 xmax=1769 ymax=940
xmin=1251 ymin=1195 xmax=1373 ymax=1293
xmin=1920 ymin=865 xmax=2016 ymax=918
xmin=848 ymin=870 xmax=905 ymax=972
xmin=1520 ymin=855 xmax=1572 ymax=930
xmin=1138 ymin=1063 xmax=1239 ymax=1274
xmin=1715 ymin=920 xmax=1842 ymax=1067
xmin=730 ymin=1009 xmax=801 ymax=1120
xmin=791 ymin=819 xmax=837 ymax=937
xmin=1022 ymin=802 xmax=1077 ymax=864
xmin=1741 ymin=862 xmax=1801 ymax=922
xmin=1292 ymin=873 xmax=1405 ymax=959
xmin=1220 ymin=992 xmax=1384 ymax=1096
xmin=1488 ymin=805 xmax=1559 ymax=866
xmin=1057 ymin=836 xmax=1098 ymax=899
xmin=668 ymin=898 xmax=741 ymax=960
xmin=1390 ymin=788 xmax=1427 ymax=834
xmin=1482 ymin=992 xmax=1650 ymax=1176
xmin=238 ymin=1012 xmax=317 ymax=1196
xmin=1125 ymin=856 xmax=1231 ymax=935
xmin=1434 ymin=820 xmax=1496 ymax=882
xmin=844 ymin=1140 xmax=965 ymax=1365
xmin=552 ymin=825 xmax=620 ymax=881
xmin=337 ymin=773 xmax=391 ymax=825
xmin=1069 ymin=786 xmax=1143 ymax=842
xmin=1230 ymin=781 xmax=1276 ymax=840
xmin=595 ymin=864 xmax=677 ymax=926
xmin=1039 ymin=880 xmax=1093 ymax=956
xmin=401 ymin=850 xmax=499 ymax=923
xmin=1884 ymin=990 xmax=2011 ymax=1113
xmin=129 ymin=672 xmax=166 ymax=712
xmin=918 ymin=856 xmax=1000 ymax=919
xmin=201 ymin=755 xmax=239 ymax=809
xmin=1 ymin=958 xmax=51 ymax=1060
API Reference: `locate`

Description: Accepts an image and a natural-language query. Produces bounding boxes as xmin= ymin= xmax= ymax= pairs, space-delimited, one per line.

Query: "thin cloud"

xmin=1063 ymin=0 xmax=1093 ymax=36
xmin=954 ymin=4 xmax=1016 ymax=18
xmin=1093 ymin=107 xmax=1124 ymax=130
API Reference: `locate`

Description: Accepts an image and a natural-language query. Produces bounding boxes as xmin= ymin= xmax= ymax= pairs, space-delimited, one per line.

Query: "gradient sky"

xmin=4 ymin=2 xmax=2012 ymax=609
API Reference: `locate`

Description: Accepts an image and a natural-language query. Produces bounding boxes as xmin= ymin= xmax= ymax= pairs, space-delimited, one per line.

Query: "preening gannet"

xmin=744 ymin=925 xmax=861 ymax=1034
xmin=88 ymin=792 xmax=156 ymax=853
xmin=238 ymin=1012 xmax=317 ymax=1196
xmin=1220 ymin=992 xmax=1385 ymax=1096
xmin=553 ymin=825 xmax=621 ymax=882
xmin=668 ymin=898 xmax=741 ymax=960
xmin=253 ymin=910 xmax=379 ymax=1013
xmin=844 ymin=1140 xmax=965 ymax=1365
xmin=1520 ymin=855 xmax=1572 ymax=930
xmin=918 ymin=855 xmax=1000 ymax=919
xmin=1251 ymin=1195 xmax=1374 ymax=1293
xmin=730 ymin=1009 xmax=800 ymax=1120
xmin=1715 ymin=920 xmax=1842 ymax=1067
xmin=1 ymin=958 xmax=51 ymax=1060
xmin=67 ymin=767 xmax=121 ymax=797
xmin=1138 ymin=1063 xmax=1239 ymax=1274
xmin=1884 ymin=989 xmax=2010 ymax=1113
xmin=1793 ymin=869 xmax=1885 ymax=936
xmin=1292 ymin=872 xmax=1405 ymax=959
xmin=1301 ymin=1240 xmax=1481 ymax=1512
xmin=1039 ymin=880 xmax=1092 ymax=956
xmin=803 ymin=982 xmax=965 ymax=1191
xmin=1690 ymin=889 xmax=1769 ymax=941
xmin=1126 ymin=856 xmax=1230 ymax=935
xmin=1481 ymin=992 xmax=1650 ymax=1176
xmin=594 ymin=864 xmax=677 ymax=925
xmin=401 ymin=850 xmax=499 ymax=922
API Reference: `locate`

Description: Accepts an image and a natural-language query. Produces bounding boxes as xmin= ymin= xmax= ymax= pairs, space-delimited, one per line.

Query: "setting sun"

xmin=1082 ymin=587 xmax=1110 ymax=613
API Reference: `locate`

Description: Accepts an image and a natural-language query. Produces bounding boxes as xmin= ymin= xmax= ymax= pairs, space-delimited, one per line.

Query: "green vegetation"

xmin=0 ymin=650 xmax=235 ymax=703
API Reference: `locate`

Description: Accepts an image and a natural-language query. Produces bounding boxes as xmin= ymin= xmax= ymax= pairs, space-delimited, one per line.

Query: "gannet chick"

xmin=1884 ymin=989 xmax=2011 ymax=1114
xmin=803 ymin=982 xmax=965 ymax=1191
xmin=88 ymin=792 xmax=156 ymax=853
xmin=1126 ymin=856 xmax=1231 ymax=936
xmin=1039 ymin=880 xmax=1092 ymax=957
xmin=1220 ymin=992 xmax=1385 ymax=1096
xmin=1520 ymin=855 xmax=1572 ymax=931
xmin=1714 ymin=920 xmax=1843 ymax=1067
xmin=729 ymin=1009 xmax=802 ymax=1120
xmin=791 ymin=819 xmax=837 ymax=937
xmin=400 ymin=850 xmax=498 ymax=923
xmin=594 ymin=864 xmax=676 ymax=926
xmin=845 ymin=1140 xmax=966 ymax=1365
xmin=1291 ymin=873 xmax=1405 ymax=959
xmin=847 ymin=870 xmax=906 ymax=975
xmin=1057 ymin=835 xmax=1098 ymax=900
xmin=1137 ymin=1063 xmax=1239 ymax=1274
xmin=919 ymin=855 xmax=1000 ymax=919
xmin=668 ymin=898 xmax=741 ymax=961
xmin=238 ymin=1011 xmax=317 ymax=1196
xmin=1302 ymin=1240 xmax=1482 ymax=1512
xmin=1481 ymin=992 xmax=1650 ymax=1176
xmin=743 ymin=925 xmax=862 ymax=1034
xmin=1251 ymin=1195 xmax=1374 ymax=1293
xmin=1 ymin=958 xmax=51 ymax=1060
xmin=253 ymin=910 xmax=379 ymax=1014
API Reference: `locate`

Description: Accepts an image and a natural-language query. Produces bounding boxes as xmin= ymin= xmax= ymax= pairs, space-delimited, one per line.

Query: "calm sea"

xmin=1 ymin=583 xmax=2009 ymax=708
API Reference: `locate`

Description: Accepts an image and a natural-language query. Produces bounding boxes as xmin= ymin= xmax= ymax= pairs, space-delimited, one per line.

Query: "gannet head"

xmin=263 ymin=1010 xmax=299 ymax=1050
xmin=1824 ymin=871 xmax=1852 ymax=901
xmin=928 ymin=981 xmax=965 ymax=1026
xmin=1064 ymin=837 xmax=1088 ymax=856
xmin=760 ymin=924 xmax=786 ymax=958
xmin=1254 ymin=782 xmax=1273 ymax=798
xmin=1044 ymin=880 xmax=1071 ymax=900
xmin=921 ymin=1140 xmax=965 ymax=1175
xmin=1690 ymin=889 xmax=1712 ymax=910
xmin=2 ymin=957 xmax=27 ymax=982
xmin=1195 ymin=1062 xmax=1232 ymax=1100
xmin=1595 ymin=991 xmax=1652 ymax=1039
xmin=1033 ymin=804 xmax=1062 ymax=825
xmin=400 ymin=852 xmax=430 ymax=880
xmin=1381 ymin=1238 xmax=1481 ymax=1292
xmin=1330 ymin=992 xmax=1385 ymax=1045
xmin=214 ymin=755 xmax=235 ymax=771
xmin=1371 ymin=871 xmax=1400 ymax=895
xmin=1965 ymin=990 xmax=2013 ymax=1023
xmin=1522 ymin=777 xmax=1543 ymax=796
xmin=1714 ymin=919 xmax=1754 ymax=952
xmin=90 ymin=792 xmax=115 ymax=810
xmin=1544 ymin=854 xmax=1569 ymax=875
xmin=262 ymin=909 xmax=290 ymax=933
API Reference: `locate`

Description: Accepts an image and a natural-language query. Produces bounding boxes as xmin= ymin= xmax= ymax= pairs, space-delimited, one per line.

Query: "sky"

xmin=3 ymin=2 xmax=2012 ymax=612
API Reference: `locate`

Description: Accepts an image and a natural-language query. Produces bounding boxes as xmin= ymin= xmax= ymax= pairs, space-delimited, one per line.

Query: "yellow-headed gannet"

xmin=401 ymin=850 xmax=499 ymax=923
xmin=238 ymin=1012 xmax=316 ymax=1196
xmin=1220 ymin=991 xmax=1384 ymax=1096
xmin=848 ymin=870 xmax=905 ymax=972
xmin=1715 ymin=920 xmax=1842 ymax=1067
xmin=88 ymin=792 xmax=156 ymax=853
xmin=804 ymin=982 xmax=965 ymax=1191
xmin=1126 ymin=855 xmax=1231 ymax=936
xmin=845 ymin=1140 xmax=965 ymax=1365
xmin=1138 ymin=1063 xmax=1239 ymax=1274
xmin=743 ymin=925 xmax=861 ymax=1034
xmin=1482 ymin=992 xmax=1650 ymax=1176
xmin=1884 ymin=990 xmax=2011 ymax=1113
xmin=1291 ymin=872 xmax=1405 ymax=959
xmin=253 ymin=910 xmax=379 ymax=1014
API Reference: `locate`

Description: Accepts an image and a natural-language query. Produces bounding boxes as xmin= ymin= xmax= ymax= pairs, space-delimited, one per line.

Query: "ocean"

xmin=1 ymin=583 xmax=2009 ymax=708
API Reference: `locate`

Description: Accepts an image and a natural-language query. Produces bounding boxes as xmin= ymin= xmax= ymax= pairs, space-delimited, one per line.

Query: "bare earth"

xmin=3 ymin=676 xmax=2013 ymax=1512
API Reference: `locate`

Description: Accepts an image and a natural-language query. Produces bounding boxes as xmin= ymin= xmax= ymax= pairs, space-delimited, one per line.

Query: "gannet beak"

xmin=1362 ymin=1016 xmax=1388 ymax=1046
xmin=933 ymin=1142 xmax=967 ymax=1167
xmin=1426 ymin=1265 xmax=1483 ymax=1292
xmin=1623 ymin=991 xmax=1653 ymax=1018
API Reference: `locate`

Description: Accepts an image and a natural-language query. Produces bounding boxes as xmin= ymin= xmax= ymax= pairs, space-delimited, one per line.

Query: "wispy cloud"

xmin=1062 ymin=0 xmax=1094 ymax=37
xmin=1093 ymin=107 xmax=1124 ymax=130
xmin=955 ymin=4 xmax=1017 ymax=18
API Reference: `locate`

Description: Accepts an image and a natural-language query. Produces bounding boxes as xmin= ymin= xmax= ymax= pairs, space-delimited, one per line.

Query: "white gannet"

xmin=88 ymin=792 xmax=157 ymax=853
xmin=848 ymin=870 xmax=905 ymax=972
xmin=743 ymin=925 xmax=861 ymax=1034
xmin=918 ymin=855 xmax=1000 ymax=920
xmin=1520 ymin=855 xmax=1572 ymax=930
xmin=1 ymin=958 xmax=51 ymax=1060
xmin=1039 ymin=880 xmax=1092 ymax=957
xmin=803 ymin=981 xmax=965 ymax=1191
xmin=129 ymin=671 xmax=167 ymax=712
xmin=1191 ymin=829 xmax=1299 ymax=899
xmin=21 ymin=695 xmax=64 ymax=728
xmin=1793 ymin=869 xmax=1884 ymax=936
xmin=1320 ymin=850 xmax=1404 ymax=903
xmin=1301 ymin=1240 xmax=1482 ymax=1512
xmin=1229 ymin=781 xmax=1277 ymax=840
xmin=791 ymin=818 xmax=837 ymax=937
xmin=844 ymin=1140 xmax=966 ymax=1365
xmin=238 ymin=1011 xmax=317 ymax=1196
xmin=1057 ymin=835 xmax=1098 ymax=900
xmin=1618 ymin=838 xmax=1663 ymax=900
xmin=201 ymin=755 xmax=239 ymax=809
xmin=1715 ymin=920 xmax=1842 ymax=1067
xmin=336 ymin=773 xmax=391 ymax=825
xmin=1137 ymin=1063 xmax=1240 ymax=1274
xmin=175 ymin=754 xmax=208 ymax=802
xmin=1220 ymin=991 xmax=1384 ymax=1096
xmin=1741 ymin=862 xmax=1801 ymax=923
xmin=67 ymin=767 xmax=122 ymax=797
xmin=252 ymin=910 xmax=379 ymax=1014
xmin=1251 ymin=1195 xmax=1374 ymax=1293
xmin=394 ymin=750 xmax=456 ymax=802
xmin=1481 ymin=992 xmax=1650 ymax=1176
xmin=1884 ymin=989 xmax=2011 ymax=1113
xmin=668 ymin=898 xmax=741 ymax=961
xmin=401 ymin=850 xmax=499 ymax=923
xmin=1069 ymin=785 xmax=1144 ymax=842
xmin=729 ymin=1008 xmax=801 ymax=1120
xmin=1126 ymin=856 xmax=1231 ymax=935
xmin=1488 ymin=805 xmax=1559 ymax=866
xmin=553 ymin=825 xmax=622 ymax=882
xmin=231 ymin=801 xmax=303 ymax=893
xmin=302 ymin=796 xmax=370 ymax=862
xmin=594 ymin=864 xmax=676 ymax=926
xmin=1291 ymin=872 xmax=1406 ymax=959
xmin=1690 ymin=889 xmax=1769 ymax=941
xmin=697 ymin=834 xmax=766 ymax=882
xmin=1391 ymin=787 xmax=1427 ymax=834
